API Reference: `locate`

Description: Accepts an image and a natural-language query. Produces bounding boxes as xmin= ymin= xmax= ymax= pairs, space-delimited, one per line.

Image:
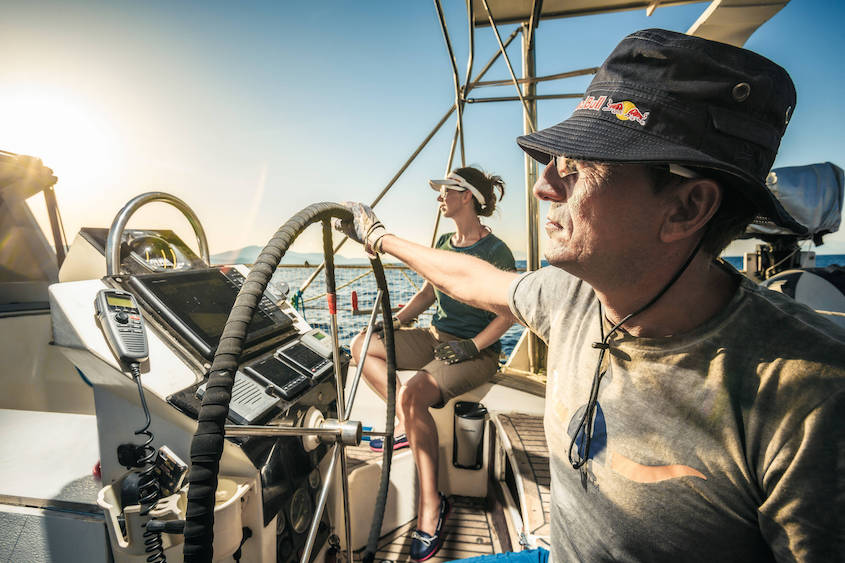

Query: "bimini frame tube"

xmin=477 ymin=0 xmax=544 ymax=372
xmin=480 ymin=0 xmax=536 ymax=134
xmin=521 ymin=16 xmax=542 ymax=372
xmin=299 ymin=27 xmax=521 ymax=295
xmin=471 ymin=66 xmax=599 ymax=89
xmin=430 ymin=0 xmax=464 ymax=247
xmin=463 ymin=0 xmax=476 ymax=111
xmin=434 ymin=0 xmax=466 ymax=167
xmin=465 ymin=93 xmax=583 ymax=103
xmin=298 ymin=107 xmax=454 ymax=294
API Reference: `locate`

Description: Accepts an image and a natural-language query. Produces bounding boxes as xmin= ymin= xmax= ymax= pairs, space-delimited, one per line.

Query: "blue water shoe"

xmin=369 ymin=433 xmax=409 ymax=452
xmin=410 ymin=492 xmax=450 ymax=561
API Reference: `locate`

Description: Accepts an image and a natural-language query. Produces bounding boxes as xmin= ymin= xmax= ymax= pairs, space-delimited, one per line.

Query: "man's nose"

xmin=533 ymin=162 xmax=567 ymax=202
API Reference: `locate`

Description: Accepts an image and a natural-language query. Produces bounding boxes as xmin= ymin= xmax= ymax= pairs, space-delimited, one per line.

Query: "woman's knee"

xmin=399 ymin=372 xmax=441 ymax=417
xmin=397 ymin=385 xmax=414 ymax=418
xmin=351 ymin=331 xmax=386 ymax=364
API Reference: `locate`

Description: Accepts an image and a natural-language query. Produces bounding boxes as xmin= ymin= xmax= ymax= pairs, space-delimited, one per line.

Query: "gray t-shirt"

xmin=508 ymin=265 xmax=845 ymax=562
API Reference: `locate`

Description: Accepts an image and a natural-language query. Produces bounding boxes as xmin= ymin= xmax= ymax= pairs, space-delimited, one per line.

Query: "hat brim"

xmin=517 ymin=115 xmax=807 ymax=235
xmin=429 ymin=178 xmax=465 ymax=191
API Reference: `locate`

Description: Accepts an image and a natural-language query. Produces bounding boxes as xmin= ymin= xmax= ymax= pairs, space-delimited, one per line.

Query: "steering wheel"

xmin=182 ymin=203 xmax=398 ymax=563
xmin=105 ymin=191 xmax=210 ymax=276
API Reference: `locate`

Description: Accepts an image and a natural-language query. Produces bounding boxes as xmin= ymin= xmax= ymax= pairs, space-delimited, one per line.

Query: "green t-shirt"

xmin=508 ymin=263 xmax=845 ymax=562
xmin=432 ymin=232 xmax=516 ymax=352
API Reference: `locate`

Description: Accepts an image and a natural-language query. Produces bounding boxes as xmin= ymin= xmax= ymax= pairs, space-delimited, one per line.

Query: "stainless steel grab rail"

xmin=105 ymin=191 xmax=210 ymax=276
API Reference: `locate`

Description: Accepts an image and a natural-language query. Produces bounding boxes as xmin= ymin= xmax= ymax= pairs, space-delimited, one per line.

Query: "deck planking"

xmin=345 ymin=412 xmax=551 ymax=559
xmin=493 ymin=413 xmax=550 ymax=539
xmin=356 ymin=496 xmax=503 ymax=562
xmin=346 ymin=442 xmax=386 ymax=470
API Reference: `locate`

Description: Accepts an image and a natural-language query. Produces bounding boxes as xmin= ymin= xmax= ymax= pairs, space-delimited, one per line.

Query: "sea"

xmin=272 ymin=255 xmax=845 ymax=359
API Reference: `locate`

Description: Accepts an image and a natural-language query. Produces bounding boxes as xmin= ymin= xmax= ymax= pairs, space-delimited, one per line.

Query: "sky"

xmin=2 ymin=0 xmax=844 ymax=262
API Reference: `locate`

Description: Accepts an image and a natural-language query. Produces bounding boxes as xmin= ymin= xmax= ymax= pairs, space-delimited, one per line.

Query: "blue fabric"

xmin=457 ymin=548 xmax=549 ymax=563
xmin=368 ymin=433 xmax=408 ymax=452
xmin=75 ymin=367 xmax=93 ymax=387
xmin=746 ymin=162 xmax=844 ymax=237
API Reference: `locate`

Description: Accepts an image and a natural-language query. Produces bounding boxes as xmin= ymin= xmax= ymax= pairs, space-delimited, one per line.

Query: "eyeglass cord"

xmin=567 ymin=234 xmax=707 ymax=475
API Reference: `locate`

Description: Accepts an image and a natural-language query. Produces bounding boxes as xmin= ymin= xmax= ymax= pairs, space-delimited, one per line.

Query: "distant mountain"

xmin=211 ymin=245 xmax=368 ymax=265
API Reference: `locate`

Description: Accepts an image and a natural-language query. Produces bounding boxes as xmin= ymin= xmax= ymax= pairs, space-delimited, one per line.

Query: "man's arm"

xmin=334 ymin=202 xmax=518 ymax=316
xmin=379 ymin=234 xmax=517 ymax=318
xmin=758 ymin=391 xmax=845 ymax=561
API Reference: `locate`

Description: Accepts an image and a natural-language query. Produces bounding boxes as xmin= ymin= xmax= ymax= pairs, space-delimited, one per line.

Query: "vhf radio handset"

xmin=94 ymin=289 xmax=149 ymax=366
xmin=95 ymin=289 xmax=169 ymax=561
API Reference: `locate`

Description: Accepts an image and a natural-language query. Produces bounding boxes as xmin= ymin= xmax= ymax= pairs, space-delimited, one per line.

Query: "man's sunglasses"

xmin=552 ymin=155 xmax=700 ymax=181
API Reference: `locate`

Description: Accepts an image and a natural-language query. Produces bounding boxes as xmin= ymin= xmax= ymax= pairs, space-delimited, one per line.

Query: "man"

xmin=337 ymin=29 xmax=844 ymax=562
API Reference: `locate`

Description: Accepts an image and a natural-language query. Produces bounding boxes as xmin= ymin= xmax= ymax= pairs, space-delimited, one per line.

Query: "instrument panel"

xmin=128 ymin=266 xmax=294 ymax=360
xmin=125 ymin=264 xmax=340 ymax=425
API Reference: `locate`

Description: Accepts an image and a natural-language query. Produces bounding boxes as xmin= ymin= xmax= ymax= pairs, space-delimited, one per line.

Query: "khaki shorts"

xmin=383 ymin=325 xmax=499 ymax=407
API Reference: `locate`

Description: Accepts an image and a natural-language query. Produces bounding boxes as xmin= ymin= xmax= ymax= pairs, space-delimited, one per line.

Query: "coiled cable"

xmin=130 ymin=362 xmax=166 ymax=563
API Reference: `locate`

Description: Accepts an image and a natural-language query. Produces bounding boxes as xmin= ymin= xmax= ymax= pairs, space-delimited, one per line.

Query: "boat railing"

xmin=272 ymin=263 xmax=528 ymax=369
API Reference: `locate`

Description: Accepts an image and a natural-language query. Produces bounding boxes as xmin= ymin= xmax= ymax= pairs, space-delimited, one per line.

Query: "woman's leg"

xmin=350 ymin=331 xmax=390 ymax=399
xmin=350 ymin=331 xmax=408 ymax=434
xmin=398 ymin=370 xmax=444 ymax=535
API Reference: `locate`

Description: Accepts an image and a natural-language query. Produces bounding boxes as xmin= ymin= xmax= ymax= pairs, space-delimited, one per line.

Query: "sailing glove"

xmin=434 ymin=339 xmax=479 ymax=365
xmin=334 ymin=202 xmax=389 ymax=255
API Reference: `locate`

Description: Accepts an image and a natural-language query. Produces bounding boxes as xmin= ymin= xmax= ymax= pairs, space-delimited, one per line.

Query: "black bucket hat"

xmin=517 ymin=28 xmax=806 ymax=234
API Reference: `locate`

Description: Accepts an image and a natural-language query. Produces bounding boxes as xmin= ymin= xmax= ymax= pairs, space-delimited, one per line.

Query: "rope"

xmin=290 ymin=289 xmax=308 ymax=321
xmin=399 ymin=268 xmax=420 ymax=291
xmin=302 ymin=269 xmax=373 ymax=303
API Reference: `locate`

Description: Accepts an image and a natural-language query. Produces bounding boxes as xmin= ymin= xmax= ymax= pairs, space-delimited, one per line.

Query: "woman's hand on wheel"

xmin=334 ymin=202 xmax=389 ymax=255
xmin=434 ymin=339 xmax=479 ymax=365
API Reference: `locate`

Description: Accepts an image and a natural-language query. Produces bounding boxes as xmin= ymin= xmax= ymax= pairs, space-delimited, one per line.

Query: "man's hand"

xmin=334 ymin=202 xmax=389 ymax=255
xmin=434 ymin=339 xmax=479 ymax=365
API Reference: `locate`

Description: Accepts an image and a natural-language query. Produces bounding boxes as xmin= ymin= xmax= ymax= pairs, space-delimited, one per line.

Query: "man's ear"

xmin=660 ymin=179 xmax=721 ymax=243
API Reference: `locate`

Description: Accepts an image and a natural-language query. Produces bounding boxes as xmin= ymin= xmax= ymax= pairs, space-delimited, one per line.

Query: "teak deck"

xmin=357 ymin=496 xmax=503 ymax=562
xmin=493 ymin=413 xmax=551 ymax=540
xmin=346 ymin=411 xmax=551 ymax=560
xmin=346 ymin=442 xmax=388 ymax=470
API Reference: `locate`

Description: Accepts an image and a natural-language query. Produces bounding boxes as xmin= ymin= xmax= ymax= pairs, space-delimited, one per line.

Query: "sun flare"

xmin=0 ymin=86 xmax=122 ymax=189
xmin=0 ymin=85 xmax=124 ymax=240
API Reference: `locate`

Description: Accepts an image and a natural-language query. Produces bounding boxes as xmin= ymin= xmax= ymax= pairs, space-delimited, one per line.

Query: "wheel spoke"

xmin=346 ymin=289 xmax=384 ymax=414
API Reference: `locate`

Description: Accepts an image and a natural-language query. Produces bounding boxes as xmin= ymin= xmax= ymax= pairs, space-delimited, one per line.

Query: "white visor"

xmin=428 ymin=172 xmax=486 ymax=206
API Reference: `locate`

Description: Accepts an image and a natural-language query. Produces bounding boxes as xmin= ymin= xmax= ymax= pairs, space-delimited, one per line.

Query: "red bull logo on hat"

xmin=601 ymin=97 xmax=650 ymax=126
xmin=575 ymin=95 xmax=607 ymax=111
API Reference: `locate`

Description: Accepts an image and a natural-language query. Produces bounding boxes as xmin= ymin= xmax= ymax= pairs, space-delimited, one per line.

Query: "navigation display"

xmin=128 ymin=267 xmax=293 ymax=359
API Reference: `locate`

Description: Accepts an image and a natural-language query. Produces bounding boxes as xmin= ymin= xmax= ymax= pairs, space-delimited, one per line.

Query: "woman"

xmin=350 ymin=166 xmax=516 ymax=562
